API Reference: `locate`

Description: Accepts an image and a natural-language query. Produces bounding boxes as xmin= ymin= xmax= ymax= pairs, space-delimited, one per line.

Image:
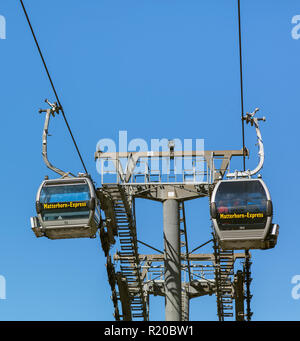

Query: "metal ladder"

xmin=243 ymin=250 xmax=253 ymax=321
xmin=213 ymin=238 xmax=235 ymax=321
xmin=219 ymin=249 xmax=235 ymax=320
xmin=179 ymin=201 xmax=191 ymax=321
xmin=104 ymin=184 xmax=148 ymax=321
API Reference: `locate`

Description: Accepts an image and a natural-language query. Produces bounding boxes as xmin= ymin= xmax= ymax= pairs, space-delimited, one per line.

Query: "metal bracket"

xmin=39 ymin=99 xmax=74 ymax=178
xmin=227 ymin=108 xmax=266 ymax=179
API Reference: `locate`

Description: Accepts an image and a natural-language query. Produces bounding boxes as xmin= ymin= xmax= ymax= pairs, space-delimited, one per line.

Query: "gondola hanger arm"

xmin=226 ymin=108 xmax=266 ymax=179
xmin=39 ymin=99 xmax=75 ymax=178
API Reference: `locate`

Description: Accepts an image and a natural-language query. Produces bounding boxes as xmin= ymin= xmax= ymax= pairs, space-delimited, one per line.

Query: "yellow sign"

xmin=43 ymin=201 xmax=88 ymax=210
xmin=219 ymin=212 xmax=264 ymax=219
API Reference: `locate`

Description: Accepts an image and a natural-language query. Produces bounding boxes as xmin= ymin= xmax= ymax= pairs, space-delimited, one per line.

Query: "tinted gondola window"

xmin=215 ymin=181 xmax=268 ymax=230
xmin=40 ymin=184 xmax=91 ymax=221
xmin=40 ymin=184 xmax=90 ymax=203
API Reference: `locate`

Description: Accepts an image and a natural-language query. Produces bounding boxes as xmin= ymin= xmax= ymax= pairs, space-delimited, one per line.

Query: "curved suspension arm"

xmin=39 ymin=100 xmax=73 ymax=178
xmin=226 ymin=108 xmax=266 ymax=178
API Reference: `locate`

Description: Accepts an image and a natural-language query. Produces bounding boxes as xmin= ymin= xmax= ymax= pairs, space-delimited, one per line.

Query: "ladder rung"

xmin=223 ymin=313 xmax=233 ymax=316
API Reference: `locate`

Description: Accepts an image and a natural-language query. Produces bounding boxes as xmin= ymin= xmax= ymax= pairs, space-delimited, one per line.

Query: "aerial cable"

xmin=19 ymin=0 xmax=88 ymax=175
xmin=237 ymin=1 xmax=252 ymax=322
xmin=237 ymin=0 xmax=246 ymax=171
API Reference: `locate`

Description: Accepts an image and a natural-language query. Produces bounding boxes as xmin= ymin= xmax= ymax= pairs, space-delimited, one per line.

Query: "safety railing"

xmin=97 ymin=155 xmax=231 ymax=185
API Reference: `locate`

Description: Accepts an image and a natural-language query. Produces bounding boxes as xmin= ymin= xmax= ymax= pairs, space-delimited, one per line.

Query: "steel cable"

xmin=20 ymin=0 xmax=88 ymax=174
xmin=237 ymin=0 xmax=246 ymax=171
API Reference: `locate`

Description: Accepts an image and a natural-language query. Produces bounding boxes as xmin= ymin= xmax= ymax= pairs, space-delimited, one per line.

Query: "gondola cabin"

xmin=30 ymin=176 xmax=100 ymax=240
xmin=210 ymin=178 xmax=279 ymax=250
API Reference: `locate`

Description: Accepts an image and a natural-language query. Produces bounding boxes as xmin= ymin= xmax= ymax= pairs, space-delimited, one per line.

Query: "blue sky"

xmin=0 ymin=0 xmax=299 ymax=321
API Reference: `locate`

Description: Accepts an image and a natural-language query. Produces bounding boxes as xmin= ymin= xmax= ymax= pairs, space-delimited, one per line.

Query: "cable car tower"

xmin=93 ymin=107 xmax=278 ymax=321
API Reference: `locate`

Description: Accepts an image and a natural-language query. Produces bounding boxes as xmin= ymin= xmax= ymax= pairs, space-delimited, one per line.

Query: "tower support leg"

xmin=163 ymin=199 xmax=182 ymax=321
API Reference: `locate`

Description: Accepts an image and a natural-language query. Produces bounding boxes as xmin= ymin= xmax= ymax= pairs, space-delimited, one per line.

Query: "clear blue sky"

xmin=0 ymin=0 xmax=299 ymax=321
